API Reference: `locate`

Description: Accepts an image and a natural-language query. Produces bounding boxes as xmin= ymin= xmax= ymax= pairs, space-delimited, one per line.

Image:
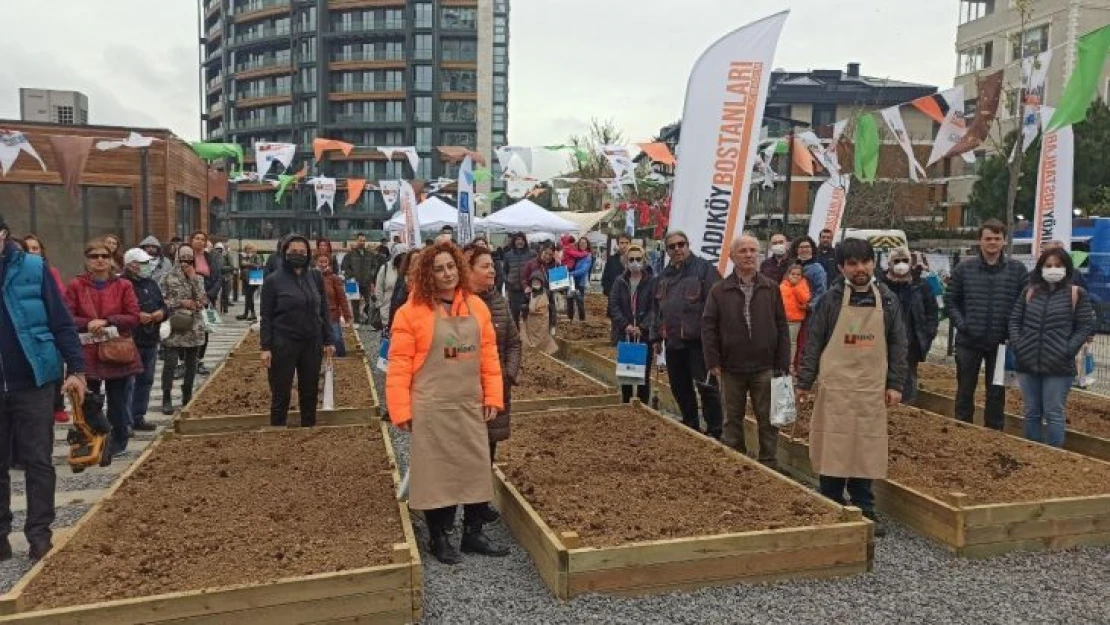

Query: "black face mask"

xmin=286 ymin=253 xmax=309 ymax=268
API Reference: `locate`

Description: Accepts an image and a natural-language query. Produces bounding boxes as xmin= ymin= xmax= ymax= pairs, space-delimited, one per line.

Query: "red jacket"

xmin=560 ymin=235 xmax=589 ymax=270
xmin=322 ymin=271 xmax=353 ymax=322
xmin=64 ymin=274 xmax=144 ymax=380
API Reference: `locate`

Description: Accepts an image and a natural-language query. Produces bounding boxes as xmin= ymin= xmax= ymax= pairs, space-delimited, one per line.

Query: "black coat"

xmin=503 ymin=247 xmax=535 ymax=292
xmin=601 ymin=253 xmax=625 ymax=296
xmin=945 ymin=254 xmax=1028 ymax=350
xmin=879 ymin=275 xmax=939 ymax=363
xmin=259 ymin=237 xmax=332 ymax=350
xmin=609 ymin=269 xmax=656 ymax=339
xmin=126 ymin=274 xmax=168 ymax=348
xmin=1009 ymin=283 xmax=1096 ymax=376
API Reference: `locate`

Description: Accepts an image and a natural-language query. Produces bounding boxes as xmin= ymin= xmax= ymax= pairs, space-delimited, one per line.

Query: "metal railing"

xmin=331 ymin=113 xmax=405 ymax=124
xmin=207 ymin=75 xmax=224 ymax=91
xmin=234 ymin=25 xmax=290 ymax=44
xmin=331 ymin=19 xmax=405 ymax=33
xmin=234 ymin=0 xmax=289 ymax=16
xmin=330 ymin=50 xmax=404 ymax=63
xmin=441 ymin=49 xmax=477 ymax=62
xmin=235 ymin=56 xmax=292 ymax=73
xmin=236 ymin=86 xmax=292 ymax=100
xmin=331 ymin=81 xmax=404 ymax=93
xmin=232 ymin=115 xmax=292 ymax=129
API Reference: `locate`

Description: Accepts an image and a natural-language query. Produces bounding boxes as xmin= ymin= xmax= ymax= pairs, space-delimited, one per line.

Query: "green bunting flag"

xmin=853 ymin=114 xmax=880 ymax=184
xmin=1047 ymin=25 xmax=1110 ymax=131
xmin=190 ymin=142 xmax=244 ymax=173
xmin=274 ymin=173 xmax=299 ymax=202
xmin=473 ymin=168 xmax=492 ymax=183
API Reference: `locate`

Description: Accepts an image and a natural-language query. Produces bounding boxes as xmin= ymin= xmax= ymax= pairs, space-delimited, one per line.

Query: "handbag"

xmin=170 ymin=276 xmax=201 ymax=334
xmin=87 ymin=293 xmax=138 ymax=365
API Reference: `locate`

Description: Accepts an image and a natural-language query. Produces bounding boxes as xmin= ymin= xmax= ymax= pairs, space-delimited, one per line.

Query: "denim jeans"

xmin=819 ymin=476 xmax=875 ymax=515
xmin=102 ymin=377 xmax=132 ymax=454
xmin=1018 ymin=374 xmax=1072 ymax=447
xmin=331 ymin=322 xmax=347 ymax=358
xmin=126 ymin=344 xmax=160 ymax=424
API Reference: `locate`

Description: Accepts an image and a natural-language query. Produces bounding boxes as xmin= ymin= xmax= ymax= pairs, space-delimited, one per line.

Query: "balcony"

xmin=440 ymin=49 xmax=477 ymax=68
xmin=233 ymin=115 xmax=293 ymax=130
xmin=209 ymin=126 xmax=225 ymax=139
xmin=207 ymin=75 xmax=225 ymax=93
xmin=234 ymin=56 xmax=294 ymax=79
xmin=235 ymin=86 xmax=294 ymax=108
xmin=210 ymin=101 xmax=225 ymax=116
xmin=329 ymin=19 xmax=406 ymax=35
xmin=233 ymin=0 xmax=290 ymax=24
xmin=328 ymin=0 xmax=406 ymax=8
xmin=331 ymin=80 xmax=403 ymax=93
xmin=205 ymin=0 xmax=222 ymax=18
xmin=328 ymin=113 xmax=405 ymax=125
xmin=328 ymin=51 xmax=405 ymax=71
xmin=207 ymin=23 xmax=223 ymax=41
xmin=232 ymin=25 xmax=291 ymax=47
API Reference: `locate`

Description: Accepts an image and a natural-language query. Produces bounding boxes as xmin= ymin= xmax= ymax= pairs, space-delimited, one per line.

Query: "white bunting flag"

xmin=798 ymin=131 xmax=841 ymax=178
xmin=1020 ymin=50 xmax=1054 ymax=152
xmin=625 ymin=208 xmax=636 ymax=236
xmin=379 ymin=180 xmax=400 ymax=212
xmin=602 ymin=145 xmax=637 ymax=189
xmin=605 ymin=179 xmax=625 ymax=198
xmin=312 ymin=176 xmax=337 ymax=213
xmin=95 ymin=132 xmax=155 ymax=151
xmin=755 ymin=140 xmax=778 ymax=189
xmin=0 ymin=130 xmax=47 ymax=175
xmin=506 ymin=179 xmax=533 ymax=199
xmin=377 ymin=146 xmax=420 ymax=174
xmin=808 ymin=175 xmax=852 ymax=242
xmin=1032 ymin=107 xmax=1074 ymax=258
xmin=399 ymin=180 xmax=420 ymax=248
xmin=880 ymin=106 xmax=927 ymax=181
xmin=255 ymin=142 xmax=296 ymax=179
xmin=495 ymin=146 xmax=533 ymax=178
xmin=556 ymin=188 xmax=571 ymax=208
xmin=927 ymin=86 xmax=968 ymax=166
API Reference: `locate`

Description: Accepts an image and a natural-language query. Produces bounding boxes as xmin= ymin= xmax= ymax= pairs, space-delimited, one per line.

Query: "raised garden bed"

xmin=584 ymin=292 xmax=609 ymax=319
xmin=230 ymin=325 xmax=364 ymax=358
xmin=176 ymin=356 xmax=378 ymax=434
xmin=555 ymin=317 xmax=613 ymax=343
xmin=513 ymin=350 xmax=620 ymax=412
xmin=777 ymin=402 xmax=1110 ymax=558
xmin=0 ymin=425 xmax=421 ymax=624
xmin=495 ymin=403 xmax=872 ymax=598
xmin=913 ymin=362 xmax=1110 ymax=461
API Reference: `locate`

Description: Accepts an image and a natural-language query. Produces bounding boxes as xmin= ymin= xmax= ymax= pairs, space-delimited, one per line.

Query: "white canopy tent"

xmin=385 ymin=196 xmax=480 ymax=232
xmin=480 ymin=199 xmax=580 ymax=235
xmin=550 ymin=209 xmax=615 ymax=234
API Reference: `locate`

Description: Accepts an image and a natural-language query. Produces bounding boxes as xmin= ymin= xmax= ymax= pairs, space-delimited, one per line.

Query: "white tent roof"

xmin=550 ymin=209 xmax=615 ymax=233
xmin=481 ymin=199 xmax=580 ymax=234
xmin=386 ymin=196 xmax=476 ymax=232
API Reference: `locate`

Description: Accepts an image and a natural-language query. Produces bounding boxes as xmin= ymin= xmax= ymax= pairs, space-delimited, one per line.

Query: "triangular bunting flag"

xmin=95 ymin=132 xmax=155 ymax=151
xmin=0 ymin=130 xmax=47 ymax=175
xmin=313 ymin=138 xmax=354 ymax=161
xmin=47 ymin=135 xmax=95 ymax=201
xmin=346 ymin=178 xmax=366 ymax=207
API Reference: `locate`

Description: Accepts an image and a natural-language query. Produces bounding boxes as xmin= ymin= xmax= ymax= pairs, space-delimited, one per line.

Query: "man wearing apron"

xmin=386 ymin=244 xmax=507 ymax=565
xmin=796 ymin=239 xmax=908 ymax=537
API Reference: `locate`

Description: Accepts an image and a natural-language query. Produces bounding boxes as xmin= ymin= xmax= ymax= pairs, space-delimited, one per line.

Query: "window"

xmin=959 ymin=0 xmax=993 ymax=25
xmin=441 ymin=38 xmax=476 ymax=62
xmin=1012 ymin=24 xmax=1049 ymax=61
xmin=443 ymin=69 xmax=477 ymax=92
xmin=441 ymin=101 xmax=477 ymax=123
xmin=493 ymin=75 xmax=507 ymax=102
xmin=493 ymin=46 xmax=507 ymax=72
xmin=52 ymin=105 xmax=75 ymax=125
xmin=299 ymin=37 xmax=316 ymax=63
xmin=494 ymin=15 xmax=508 ymax=44
xmin=415 ymin=96 xmax=431 ymax=122
xmin=415 ymin=127 xmax=432 ymax=151
xmin=958 ymin=42 xmax=993 ymax=74
xmin=414 ymin=34 xmax=433 ymax=60
xmin=299 ymin=98 xmax=316 ymax=123
xmin=414 ymin=65 xmax=432 ymax=91
xmin=441 ymin=7 xmax=476 ymax=30
xmin=811 ymin=104 xmax=836 ymax=129
xmin=442 ymin=130 xmax=477 ymax=148
xmin=176 ymin=193 xmax=201 ymax=241
xmin=414 ymin=2 xmax=432 ymax=28
xmin=419 ymin=157 xmax=433 ymax=177
xmin=300 ymin=67 xmax=316 ymax=92
xmin=299 ymin=6 xmax=316 ymax=31
xmin=383 ymin=9 xmax=404 ymax=29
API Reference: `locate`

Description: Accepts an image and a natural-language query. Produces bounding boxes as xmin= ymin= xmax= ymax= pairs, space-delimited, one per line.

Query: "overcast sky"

xmin=0 ymin=1 xmax=958 ymax=146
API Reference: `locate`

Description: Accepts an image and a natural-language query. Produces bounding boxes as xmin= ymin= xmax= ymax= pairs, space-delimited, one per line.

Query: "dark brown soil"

xmin=556 ymin=317 xmax=613 ymax=342
xmin=185 ymin=357 xmax=373 ymax=418
xmin=585 ymin=293 xmax=609 ymax=318
xmin=515 ymin=351 xmax=610 ymax=400
xmin=237 ymin=326 xmax=360 ymax=353
xmin=918 ymin=363 xmax=1110 ymax=439
xmin=20 ymin=427 xmax=405 ymax=610
xmin=500 ymin=406 xmax=840 ymax=548
xmin=784 ymin=402 xmax=1110 ymax=504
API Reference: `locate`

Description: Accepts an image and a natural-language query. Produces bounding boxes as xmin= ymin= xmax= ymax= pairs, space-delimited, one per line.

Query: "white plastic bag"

xmin=202 ymin=307 xmax=222 ymax=333
xmin=770 ymin=375 xmax=797 ymax=427
xmin=322 ymin=359 xmax=335 ymax=411
xmin=159 ymin=320 xmax=171 ymax=340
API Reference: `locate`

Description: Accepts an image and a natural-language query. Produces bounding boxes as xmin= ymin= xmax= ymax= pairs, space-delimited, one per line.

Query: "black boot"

xmin=161 ymin=398 xmax=174 ymax=416
xmin=479 ymin=503 xmax=500 ymax=523
xmin=863 ymin=511 xmax=887 ymax=538
xmin=429 ymin=527 xmax=462 ymax=565
xmin=0 ymin=536 xmax=11 ymax=561
xmin=236 ymin=314 xmax=248 ymax=320
xmin=461 ymin=521 xmax=509 ymax=557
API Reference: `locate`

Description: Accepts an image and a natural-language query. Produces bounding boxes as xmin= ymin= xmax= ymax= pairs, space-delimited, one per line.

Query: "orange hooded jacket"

xmin=386 ymin=289 xmax=504 ymax=425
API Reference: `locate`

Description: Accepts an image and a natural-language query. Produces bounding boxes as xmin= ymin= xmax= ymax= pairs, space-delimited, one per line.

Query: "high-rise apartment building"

xmin=19 ymin=89 xmax=89 ymax=125
xmin=199 ymin=0 xmax=509 ymax=240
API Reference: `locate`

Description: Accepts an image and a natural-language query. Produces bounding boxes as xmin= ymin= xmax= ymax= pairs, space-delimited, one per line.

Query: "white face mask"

xmin=771 ymin=243 xmax=786 ymax=256
xmin=138 ymin=263 xmax=154 ymax=279
xmin=628 ymin=261 xmax=643 ymax=272
xmin=1042 ymin=267 xmax=1066 ymax=283
xmin=891 ymin=261 xmax=911 ymax=276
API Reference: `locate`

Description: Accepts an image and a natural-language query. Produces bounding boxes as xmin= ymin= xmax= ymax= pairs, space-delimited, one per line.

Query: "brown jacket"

xmin=702 ymin=272 xmax=791 ymax=374
xmin=478 ymin=288 xmax=521 ymax=442
xmin=322 ymin=271 xmax=352 ymax=323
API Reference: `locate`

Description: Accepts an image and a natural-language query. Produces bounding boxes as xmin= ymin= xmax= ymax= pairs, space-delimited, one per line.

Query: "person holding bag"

xmin=159 ymin=246 xmax=209 ymax=415
xmin=609 ymin=244 xmax=656 ymax=404
xmin=64 ymin=239 xmax=143 ymax=456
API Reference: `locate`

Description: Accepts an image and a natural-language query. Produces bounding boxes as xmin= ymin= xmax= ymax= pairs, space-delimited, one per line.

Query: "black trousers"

xmin=665 ymin=342 xmax=723 ymax=438
xmin=425 ymin=503 xmax=486 ymax=533
xmin=0 ymin=385 xmax=56 ymax=545
xmin=507 ymin=288 xmax=526 ymax=327
xmin=163 ymin=346 xmax=199 ymax=405
xmin=819 ymin=476 xmax=875 ymax=516
xmin=243 ymin=284 xmax=258 ymax=317
xmin=268 ymin=336 xmax=323 ymax=426
xmin=955 ymin=344 xmax=1006 ymax=430
xmin=197 ymin=333 xmax=209 ymax=361
xmin=619 ymin=335 xmax=652 ymax=404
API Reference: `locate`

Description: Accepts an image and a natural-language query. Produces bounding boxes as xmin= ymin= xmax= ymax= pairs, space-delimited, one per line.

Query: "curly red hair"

xmin=408 ymin=242 xmax=470 ymax=306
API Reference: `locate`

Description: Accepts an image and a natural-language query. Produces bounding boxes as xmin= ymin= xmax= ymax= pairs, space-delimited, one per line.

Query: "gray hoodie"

xmin=139 ymin=235 xmax=173 ymax=283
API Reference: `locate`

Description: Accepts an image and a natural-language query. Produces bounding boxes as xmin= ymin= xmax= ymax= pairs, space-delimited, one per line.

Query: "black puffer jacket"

xmin=609 ymin=267 xmax=656 ymax=338
xmin=478 ymin=288 xmax=521 ymax=442
xmin=1008 ymin=283 xmax=1096 ymax=376
xmin=879 ymin=275 xmax=939 ymax=363
xmin=259 ymin=235 xmax=332 ymax=350
xmin=945 ymin=254 xmax=1028 ymax=350
xmin=502 ymin=238 xmax=535 ymax=292
xmin=650 ymin=254 xmax=721 ymax=349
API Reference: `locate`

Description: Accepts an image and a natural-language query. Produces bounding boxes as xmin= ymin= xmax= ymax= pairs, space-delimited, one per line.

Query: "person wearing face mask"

xmin=520 ymin=242 xmax=560 ymax=329
xmin=609 ymin=244 xmax=656 ymax=403
xmin=260 ymin=235 xmax=335 ymax=427
xmin=502 ymin=232 xmax=535 ymax=327
xmin=1008 ymin=249 xmax=1095 ymax=447
xmin=797 ymin=239 xmax=908 ymax=538
xmin=878 ymin=247 xmax=938 ymax=403
xmin=159 ymin=246 xmax=209 ymax=415
xmin=760 ymin=233 xmax=791 ymax=283
xmin=316 ymin=252 xmax=352 ymax=358
xmin=522 ymin=272 xmax=558 ymax=354
xmin=122 ymin=248 xmax=167 ymax=432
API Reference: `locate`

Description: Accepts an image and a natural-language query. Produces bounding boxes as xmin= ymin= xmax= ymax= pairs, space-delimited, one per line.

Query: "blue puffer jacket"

xmin=571 ymin=254 xmax=594 ymax=290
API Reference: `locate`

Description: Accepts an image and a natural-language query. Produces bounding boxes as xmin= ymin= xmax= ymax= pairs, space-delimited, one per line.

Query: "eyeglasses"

xmin=666 ymin=241 xmax=687 ymax=251
xmin=86 ymin=253 xmax=111 ymax=260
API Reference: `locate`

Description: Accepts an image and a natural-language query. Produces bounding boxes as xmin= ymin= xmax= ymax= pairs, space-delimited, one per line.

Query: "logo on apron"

xmin=843 ymin=332 xmax=876 ymax=347
xmin=443 ymin=336 xmax=478 ymax=361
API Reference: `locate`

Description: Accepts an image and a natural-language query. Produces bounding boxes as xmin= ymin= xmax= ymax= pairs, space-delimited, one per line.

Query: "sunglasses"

xmin=86 ymin=253 xmax=111 ymax=260
xmin=627 ymin=256 xmax=644 ymax=262
xmin=892 ymin=260 xmax=910 ymax=265
xmin=666 ymin=241 xmax=687 ymax=251
xmin=179 ymin=259 xmax=195 ymax=265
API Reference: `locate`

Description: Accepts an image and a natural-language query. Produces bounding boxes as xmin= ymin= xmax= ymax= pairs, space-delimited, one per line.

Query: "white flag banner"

xmin=312 ymin=176 xmax=337 ymax=213
xmin=379 ymin=180 xmax=400 ymax=212
xmin=1032 ymin=107 xmax=1074 ymax=258
xmin=555 ymin=188 xmax=571 ymax=208
xmin=807 ymin=176 xmax=851 ymax=242
xmin=495 ymin=146 xmax=533 ymax=178
xmin=755 ymin=140 xmax=778 ymax=189
xmin=880 ymin=106 xmax=927 ymax=181
xmin=0 ymin=130 xmax=47 ymax=175
xmin=399 ymin=147 xmax=420 ymax=174
xmin=255 ymin=142 xmax=296 ymax=179
xmin=927 ymin=86 xmax=968 ymax=166
xmin=457 ymin=155 xmax=475 ymax=243
xmin=625 ymin=208 xmax=636 ymax=235
xmin=670 ymin=11 xmax=789 ymax=274
xmin=506 ymin=179 xmax=533 ymax=199
xmin=1020 ymin=50 xmax=1054 ymax=152
xmin=95 ymin=131 xmax=155 ymax=151
xmin=602 ymin=145 xmax=637 ymax=189
xmin=399 ymin=180 xmax=420 ymax=248
xmin=605 ymin=179 xmax=625 ymax=198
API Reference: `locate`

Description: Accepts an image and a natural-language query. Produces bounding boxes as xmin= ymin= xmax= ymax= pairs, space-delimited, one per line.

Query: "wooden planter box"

xmin=175 ymin=357 xmax=379 ymax=435
xmin=0 ymin=424 xmax=422 ymax=624
xmin=913 ymin=388 xmax=1110 ymax=463
xmin=513 ymin=351 xmax=621 ymax=413
xmin=497 ymin=403 xmax=873 ymax=598
xmin=776 ymin=419 xmax=1110 ymax=558
xmin=229 ymin=326 xmax=366 ymax=358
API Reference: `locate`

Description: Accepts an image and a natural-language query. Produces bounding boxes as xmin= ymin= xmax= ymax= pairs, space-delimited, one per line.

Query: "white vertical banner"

xmin=1032 ymin=107 xmax=1074 ymax=257
xmin=399 ymin=180 xmax=420 ymax=249
xmin=625 ymin=208 xmax=636 ymax=236
xmin=807 ymin=175 xmax=851 ymax=242
xmin=880 ymin=106 xmax=927 ymax=181
xmin=1020 ymin=50 xmax=1054 ymax=152
xmin=670 ymin=11 xmax=789 ymax=275
xmin=379 ymin=180 xmax=400 ymax=212
xmin=602 ymin=145 xmax=637 ymax=190
xmin=312 ymin=177 xmax=337 ymax=214
xmin=555 ymin=188 xmax=571 ymax=208
xmin=457 ymin=155 xmax=475 ymax=243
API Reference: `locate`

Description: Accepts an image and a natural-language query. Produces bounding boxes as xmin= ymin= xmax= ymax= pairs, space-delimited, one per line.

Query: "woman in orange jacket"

xmin=779 ymin=262 xmax=811 ymax=368
xmin=386 ymin=242 xmax=506 ymax=565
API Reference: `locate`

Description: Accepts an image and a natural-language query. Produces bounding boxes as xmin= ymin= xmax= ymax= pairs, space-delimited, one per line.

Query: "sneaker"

xmin=236 ymin=314 xmax=248 ymax=321
xmin=197 ymin=363 xmax=211 ymax=376
xmin=132 ymin=420 xmax=157 ymax=432
xmin=53 ymin=410 xmax=70 ymax=424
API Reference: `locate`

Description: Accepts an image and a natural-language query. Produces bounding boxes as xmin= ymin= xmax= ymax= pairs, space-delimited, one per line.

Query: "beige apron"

xmin=809 ymin=285 xmax=889 ymax=479
xmin=409 ymin=301 xmax=494 ymax=510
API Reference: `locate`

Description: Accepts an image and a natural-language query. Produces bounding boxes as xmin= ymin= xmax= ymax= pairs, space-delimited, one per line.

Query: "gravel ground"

xmin=362 ymin=328 xmax=1110 ymax=625
xmin=0 ymin=505 xmax=91 ymax=593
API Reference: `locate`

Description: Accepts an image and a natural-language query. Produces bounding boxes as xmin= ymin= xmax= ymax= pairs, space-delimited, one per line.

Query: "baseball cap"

xmin=123 ymin=248 xmax=153 ymax=265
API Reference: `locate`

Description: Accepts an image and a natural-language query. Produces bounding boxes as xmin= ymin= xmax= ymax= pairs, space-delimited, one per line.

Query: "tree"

xmin=565 ymin=118 xmax=626 ymax=212
xmin=967 ymin=130 xmax=1039 ymax=223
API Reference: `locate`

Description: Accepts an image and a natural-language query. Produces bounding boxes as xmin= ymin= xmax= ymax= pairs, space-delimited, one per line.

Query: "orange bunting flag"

xmin=313 ymin=138 xmax=354 ymax=161
xmin=346 ymin=178 xmax=366 ymax=206
xmin=437 ymin=146 xmax=486 ymax=166
xmin=792 ymin=136 xmax=815 ymax=175
xmin=637 ymin=142 xmax=676 ymax=166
